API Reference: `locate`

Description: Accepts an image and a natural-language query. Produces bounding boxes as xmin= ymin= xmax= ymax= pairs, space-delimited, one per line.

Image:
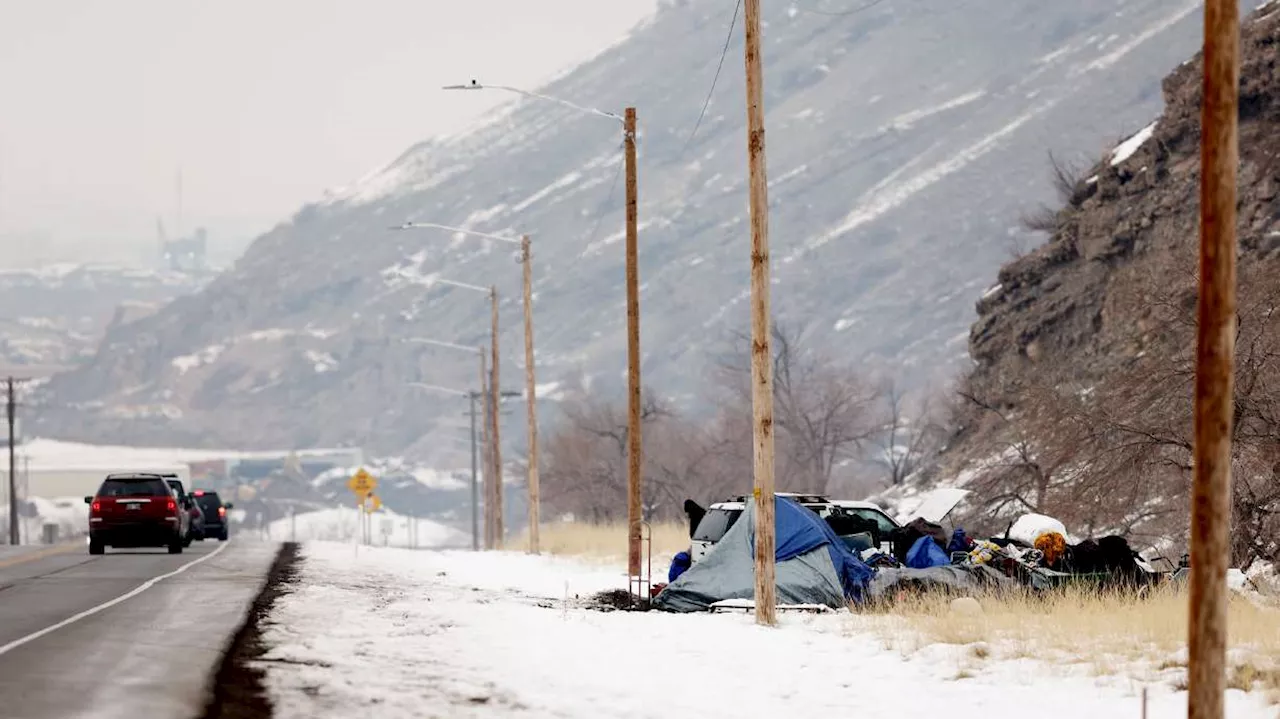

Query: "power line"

xmin=583 ymin=147 xmax=626 ymax=251
xmin=678 ymin=0 xmax=743 ymax=160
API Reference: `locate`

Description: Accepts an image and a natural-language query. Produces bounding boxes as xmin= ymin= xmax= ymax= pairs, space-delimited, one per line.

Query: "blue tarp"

xmin=752 ymin=496 xmax=875 ymax=603
xmin=905 ymin=535 xmax=950 ymax=568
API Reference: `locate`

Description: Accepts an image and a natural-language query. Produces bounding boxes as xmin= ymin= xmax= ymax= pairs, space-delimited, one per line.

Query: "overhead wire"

xmin=677 ymin=0 xmax=744 ymax=160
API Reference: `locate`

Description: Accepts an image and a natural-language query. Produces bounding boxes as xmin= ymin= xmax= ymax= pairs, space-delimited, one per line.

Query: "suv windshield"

xmin=693 ymin=508 xmax=742 ymax=543
xmin=99 ymin=477 xmax=171 ymax=497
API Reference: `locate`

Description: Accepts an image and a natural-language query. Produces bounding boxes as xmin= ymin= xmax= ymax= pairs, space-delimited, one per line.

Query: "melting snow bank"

xmin=256 ymin=543 xmax=1277 ymax=718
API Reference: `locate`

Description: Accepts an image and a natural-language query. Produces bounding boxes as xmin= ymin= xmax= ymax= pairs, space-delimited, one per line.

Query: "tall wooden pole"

xmin=7 ymin=378 xmax=18 ymax=546
xmin=743 ymin=0 xmax=776 ymax=627
xmin=489 ymin=286 xmax=505 ymax=547
xmin=624 ymin=107 xmax=643 ymax=579
xmin=480 ymin=351 xmax=493 ymax=549
xmin=1188 ymin=2 xmax=1239 ymax=717
xmin=521 ymin=236 xmax=541 ymax=554
xmin=469 ymin=389 xmax=480 ymax=551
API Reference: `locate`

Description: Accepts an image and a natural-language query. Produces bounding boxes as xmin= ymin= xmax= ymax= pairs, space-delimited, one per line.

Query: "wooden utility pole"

xmin=468 ymin=389 xmax=480 ymax=551
xmin=520 ymin=235 xmax=541 ymax=554
xmin=7 ymin=377 xmax=18 ymax=546
xmin=480 ymin=351 xmax=494 ymax=549
xmin=489 ymin=286 xmax=504 ymax=547
xmin=623 ymin=107 xmax=643 ymax=579
xmin=1188 ymin=2 xmax=1239 ymax=717
xmin=743 ymin=0 xmax=777 ymax=627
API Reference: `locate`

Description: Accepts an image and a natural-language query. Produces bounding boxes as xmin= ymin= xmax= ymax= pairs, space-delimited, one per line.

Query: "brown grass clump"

xmin=503 ymin=521 xmax=690 ymax=562
xmin=852 ymin=585 xmax=1280 ymax=696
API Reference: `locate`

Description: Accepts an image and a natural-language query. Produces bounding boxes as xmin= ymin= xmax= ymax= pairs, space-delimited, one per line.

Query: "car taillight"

xmin=91 ymin=501 xmax=101 ymax=513
xmin=218 ymin=506 xmax=226 ymax=518
xmin=166 ymin=499 xmax=177 ymax=512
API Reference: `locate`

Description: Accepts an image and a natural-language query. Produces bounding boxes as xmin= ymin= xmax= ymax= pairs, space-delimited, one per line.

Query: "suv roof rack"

xmin=104 ymin=472 xmax=166 ymax=479
xmin=728 ymin=493 xmax=830 ymax=505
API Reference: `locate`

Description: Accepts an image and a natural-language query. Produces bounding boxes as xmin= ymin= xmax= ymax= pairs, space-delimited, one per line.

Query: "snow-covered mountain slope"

xmin=32 ymin=0 xmax=1250 ymax=453
xmin=0 ymin=264 xmax=209 ymax=372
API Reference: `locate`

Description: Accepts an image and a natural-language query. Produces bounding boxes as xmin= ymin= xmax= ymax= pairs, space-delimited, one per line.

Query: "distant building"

xmin=161 ymin=227 xmax=208 ymax=272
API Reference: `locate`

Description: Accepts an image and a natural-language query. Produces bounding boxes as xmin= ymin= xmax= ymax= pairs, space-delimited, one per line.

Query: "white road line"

xmin=0 ymin=542 xmax=231 ymax=658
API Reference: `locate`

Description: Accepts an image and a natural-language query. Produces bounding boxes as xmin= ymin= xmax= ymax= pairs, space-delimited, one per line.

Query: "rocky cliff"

xmin=933 ymin=2 xmax=1280 ymax=560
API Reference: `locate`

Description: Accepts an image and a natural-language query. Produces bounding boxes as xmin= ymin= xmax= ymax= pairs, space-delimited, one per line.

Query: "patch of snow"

xmin=511 ymin=171 xmax=583 ymax=214
xmin=797 ymin=101 xmax=1055 ymax=258
xmin=883 ymin=90 xmax=985 ymax=132
xmin=265 ymin=507 xmax=465 ymax=548
xmin=18 ymin=437 xmax=362 ymax=473
xmin=171 ymin=344 xmax=227 ymax=375
xmin=1084 ymin=1 xmax=1201 ymax=73
xmin=534 ymin=381 xmax=566 ymax=401
xmin=408 ymin=467 xmax=468 ymax=492
xmin=305 ymin=350 xmax=339 ymax=373
xmin=16 ymin=317 xmax=59 ymax=330
xmin=982 ymin=283 xmax=1003 ymax=300
xmin=1111 ymin=121 xmax=1158 ymax=166
xmin=768 ymin=164 xmax=809 ymax=188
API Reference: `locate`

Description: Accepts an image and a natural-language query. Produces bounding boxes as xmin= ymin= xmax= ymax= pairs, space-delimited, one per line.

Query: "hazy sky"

xmin=0 ymin=0 xmax=657 ymax=267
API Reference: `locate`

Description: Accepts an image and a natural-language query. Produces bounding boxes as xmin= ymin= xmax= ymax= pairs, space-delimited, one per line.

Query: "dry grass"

xmin=503 ymin=521 xmax=690 ymax=562
xmin=854 ymin=586 xmax=1280 ymax=697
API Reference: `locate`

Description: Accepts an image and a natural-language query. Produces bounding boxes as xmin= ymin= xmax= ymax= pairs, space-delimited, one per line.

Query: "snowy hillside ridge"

xmin=34 ymin=0 xmax=1248 ymax=453
xmin=255 ymin=542 xmax=1280 ymax=718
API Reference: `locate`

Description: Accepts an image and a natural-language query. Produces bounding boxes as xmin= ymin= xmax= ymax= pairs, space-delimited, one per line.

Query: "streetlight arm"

xmin=405 ymin=337 xmax=482 ymax=354
xmin=433 ymin=277 xmax=490 ymax=294
xmin=397 ymin=221 xmax=523 ymax=246
xmin=443 ymin=81 xmax=624 ymax=124
xmin=408 ymin=382 xmax=471 ymax=398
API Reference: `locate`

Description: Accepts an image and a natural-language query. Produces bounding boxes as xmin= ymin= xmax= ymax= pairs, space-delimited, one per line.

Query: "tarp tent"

xmin=653 ymin=496 xmax=874 ymax=612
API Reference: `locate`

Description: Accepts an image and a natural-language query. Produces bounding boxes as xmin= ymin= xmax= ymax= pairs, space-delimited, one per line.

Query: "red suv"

xmin=85 ymin=473 xmax=189 ymax=555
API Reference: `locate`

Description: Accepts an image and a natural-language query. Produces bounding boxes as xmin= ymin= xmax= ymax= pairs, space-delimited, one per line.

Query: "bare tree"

xmin=877 ymin=380 xmax=945 ymax=486
xmin=717 ymin=322 xmax=881 ymax=494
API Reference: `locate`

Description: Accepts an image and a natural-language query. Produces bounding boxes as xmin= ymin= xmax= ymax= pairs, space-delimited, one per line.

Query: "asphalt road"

xmin=0 ymin=538 xmax=279 ymax=719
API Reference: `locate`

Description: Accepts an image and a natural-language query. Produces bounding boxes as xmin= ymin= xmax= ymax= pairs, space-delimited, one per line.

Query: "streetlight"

xmin=407 ymin=273 xmax=507 ymax=546
xmin=444 ymin=81 xmax=644 ymax=581
xmin=405 ymin=335 xmax=494 ymax=548
xmin=396 ymin=221 xmax=544 ymax=555
xmin=409 ymin=374 xmax=518 ymax=552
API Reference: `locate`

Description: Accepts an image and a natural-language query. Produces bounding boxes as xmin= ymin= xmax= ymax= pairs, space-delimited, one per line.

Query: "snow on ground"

xmin=259 ymin=544 xmax=1277 ymax=719
xmin=18 ymin=496 xmax=87 ymax=542
xmin=264 ymin=507 xmax=466 ymax=549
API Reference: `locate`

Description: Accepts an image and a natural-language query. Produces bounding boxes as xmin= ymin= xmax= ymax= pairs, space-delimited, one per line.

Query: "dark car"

xmin=85 ymin=473 xmax=187 ymax=555
xmin=192 ymin=490 xmax=233 ymax=541
xmin=163 ymin=476 xmax=204 ymax=544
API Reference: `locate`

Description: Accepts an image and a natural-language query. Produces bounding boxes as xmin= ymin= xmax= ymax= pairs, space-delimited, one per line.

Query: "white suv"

xmin=689 ymin=493 xmax=899 ymax=563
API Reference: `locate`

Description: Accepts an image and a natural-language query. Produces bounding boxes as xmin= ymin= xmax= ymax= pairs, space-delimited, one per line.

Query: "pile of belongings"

xmin=874 ymin=512 xmax=1162 ymax=593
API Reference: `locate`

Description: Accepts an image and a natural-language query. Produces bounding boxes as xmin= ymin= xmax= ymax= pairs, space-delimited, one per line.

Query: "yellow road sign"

xmin=365 ymin=494 xmax=382 ymax=513
xmin=347 ymin=468 xmax=377 ymax=497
